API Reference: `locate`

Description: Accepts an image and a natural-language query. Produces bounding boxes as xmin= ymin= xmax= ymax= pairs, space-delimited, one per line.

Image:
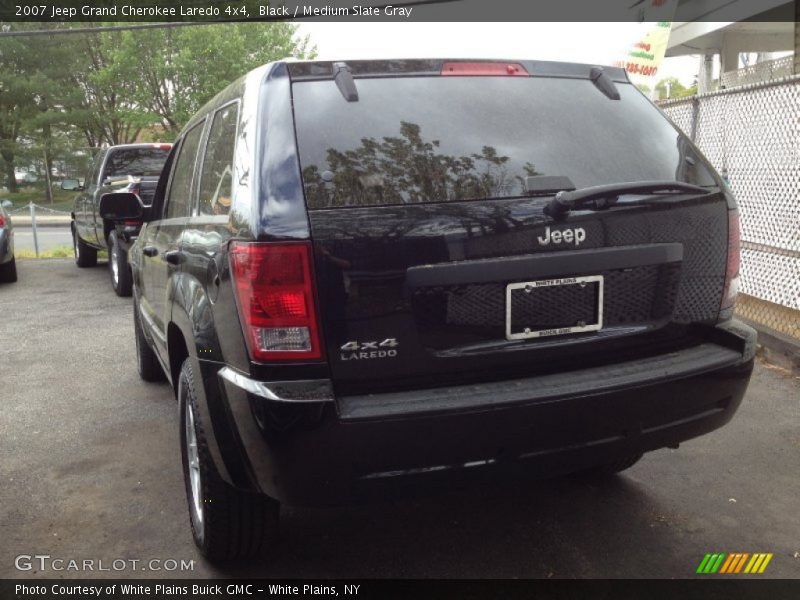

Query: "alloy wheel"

xmin=183 ymin=388 xmax=204 ymax=540
xmin=110 ymin=239 xmax=119 ymax=285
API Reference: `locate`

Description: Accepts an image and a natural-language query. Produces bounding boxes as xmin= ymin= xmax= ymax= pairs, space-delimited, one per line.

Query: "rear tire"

xmin=0 ymin=257 xmax=17 ymax=283
xmin=179 ymin=358 xmax=279 ymax=561
xmin=108 ymin=230 xmax=132 ymax=297
xmin=133 ymin=301 xmax=166 ymax=382
xmin=73 ymin=226 xmax=97 ymax=268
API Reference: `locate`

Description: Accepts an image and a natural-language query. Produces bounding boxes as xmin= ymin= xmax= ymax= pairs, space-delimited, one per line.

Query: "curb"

xmin=741 ymin=317 xmax=800 ymax=375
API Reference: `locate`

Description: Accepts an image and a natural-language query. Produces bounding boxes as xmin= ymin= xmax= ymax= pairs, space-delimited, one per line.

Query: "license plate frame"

xmin=505 ymin=275 xmax=604 ymax=340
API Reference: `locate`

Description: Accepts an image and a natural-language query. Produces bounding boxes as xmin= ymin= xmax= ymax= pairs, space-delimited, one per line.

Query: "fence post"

xmin=690 ymin=96 xmax=699 ymax=142
xmin=29 ymin=201 xmax=39 ymax=258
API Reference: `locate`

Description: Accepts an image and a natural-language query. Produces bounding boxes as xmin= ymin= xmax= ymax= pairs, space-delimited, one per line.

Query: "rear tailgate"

xmin=290 ymin=61 xmax=729 ymax=393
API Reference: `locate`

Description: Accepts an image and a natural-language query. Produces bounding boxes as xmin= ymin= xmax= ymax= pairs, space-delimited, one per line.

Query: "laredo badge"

xmin=340 ymin=338 xmax=399 ymax=361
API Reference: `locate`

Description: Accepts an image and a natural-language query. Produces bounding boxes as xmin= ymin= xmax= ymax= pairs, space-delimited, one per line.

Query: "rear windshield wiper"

xmin=544 ymin=180 xmax=712 ymax=220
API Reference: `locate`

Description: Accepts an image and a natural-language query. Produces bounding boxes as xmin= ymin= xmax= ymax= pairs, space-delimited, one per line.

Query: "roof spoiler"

xmin=286 ymin=59 xmax=630 ymax=83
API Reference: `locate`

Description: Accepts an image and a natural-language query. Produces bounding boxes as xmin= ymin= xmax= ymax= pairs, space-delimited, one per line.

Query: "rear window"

xmin=102 ymin=147 xmax=170 ymax=181
xmin=292 ymin=76 xmax=716 ymax=209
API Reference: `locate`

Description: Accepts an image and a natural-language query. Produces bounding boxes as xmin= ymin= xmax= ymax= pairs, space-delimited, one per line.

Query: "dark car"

xmin=0 ymin=199 xmax=16 ymax=283
xmin=101 ymin=59 xmax=755 ymax=561
xmin=66 ymin=143 xmax=171 ymax=296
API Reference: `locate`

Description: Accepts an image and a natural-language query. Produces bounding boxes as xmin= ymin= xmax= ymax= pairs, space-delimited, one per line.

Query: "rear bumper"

xmin=202 ymin=320 xmax=756 ymax=506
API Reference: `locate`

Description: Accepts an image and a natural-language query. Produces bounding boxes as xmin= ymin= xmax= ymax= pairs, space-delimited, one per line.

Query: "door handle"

xmin=142 ymin=245 xmax=158 ymax=257
xmin=163 ymin=250 xmax=184 ymax=266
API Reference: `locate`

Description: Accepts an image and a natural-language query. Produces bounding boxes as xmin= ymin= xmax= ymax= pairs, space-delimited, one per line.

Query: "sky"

xmin=296 ymin=22 xmax=701 ymax=86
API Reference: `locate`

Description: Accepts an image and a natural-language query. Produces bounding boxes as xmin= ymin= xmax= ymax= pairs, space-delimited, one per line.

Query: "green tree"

xmin=70 ymin=29 xmax=158 ymax=146
xmin=0 ymin=24 xmax=103 ymax=197
xmin=0 ymin=25 xmax=38 ymax=193
xmin=22 ymin=26 xmax=90 ymax=201
xmin=112 ymin=22 xmax=315 ymax=135
xmin=0 ymin=22 xmax=316 ymax=194
xmin=655 ymin=77 xmax=697 ymax=100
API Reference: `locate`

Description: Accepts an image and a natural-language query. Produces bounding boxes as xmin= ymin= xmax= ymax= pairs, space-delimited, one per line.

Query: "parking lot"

xmin=1 ymin=259 xmax=798 ymax=579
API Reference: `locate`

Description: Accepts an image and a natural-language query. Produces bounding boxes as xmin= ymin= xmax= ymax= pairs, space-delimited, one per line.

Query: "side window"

xmin=165 ymin=121 xmax=205 ymax=219
xmin=197 ymin=103 xmax=239 ymax=216
xmin=149 ymin=145 xmax=177 ymax=219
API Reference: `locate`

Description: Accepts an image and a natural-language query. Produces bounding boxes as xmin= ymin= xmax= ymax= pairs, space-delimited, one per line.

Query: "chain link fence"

xmin=659 ymin=75 xmax=800 ymax=343
xmin=0 ymin=144 xmax=90 ymax=257
xmin=720 ymin=56 xmax=795 ymax=89
xmin=8 ymin=203 xmax=71 ymax=216
xmin=6 ymin=202 xmax=72 ymax=257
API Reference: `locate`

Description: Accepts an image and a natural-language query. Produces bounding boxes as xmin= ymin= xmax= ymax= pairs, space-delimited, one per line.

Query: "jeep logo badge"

xmin=537 ymin=225 xmax=586 ymax=247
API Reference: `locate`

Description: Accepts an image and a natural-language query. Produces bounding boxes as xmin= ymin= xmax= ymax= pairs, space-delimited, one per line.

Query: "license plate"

xmin=505 ymin=275 xmax=604 ymax=340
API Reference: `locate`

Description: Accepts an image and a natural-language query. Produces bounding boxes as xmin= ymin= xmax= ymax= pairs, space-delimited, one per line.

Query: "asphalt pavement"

xmin=0 ymin=260 xmax=798 ymax=579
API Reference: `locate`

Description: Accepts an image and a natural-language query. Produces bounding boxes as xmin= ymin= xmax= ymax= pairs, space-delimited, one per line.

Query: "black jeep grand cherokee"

xmin=101 ymin=59 xmax=755 ymax=561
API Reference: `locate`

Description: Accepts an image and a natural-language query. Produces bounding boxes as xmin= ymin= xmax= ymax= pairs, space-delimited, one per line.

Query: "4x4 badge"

xmin=340 ymin=338 xmax=398 ymax=361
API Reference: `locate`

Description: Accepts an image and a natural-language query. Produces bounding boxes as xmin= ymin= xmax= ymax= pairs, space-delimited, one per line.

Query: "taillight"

xmin=441 ymin=62 xmax=528 ymax=76
xmin=229 ymin=241 xmax=324 ymax=362
xmin=720 ymin=209 xmax=741 ymax=318
xmin=0 ymin=214 xmax=5 ymax=228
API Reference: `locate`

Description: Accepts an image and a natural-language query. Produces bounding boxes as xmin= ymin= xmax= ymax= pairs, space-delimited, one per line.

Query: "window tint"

xmin=197 ymin=103 xmax=239 ymax=216
xmin=292 ymin=77 xmax=717 ymax=209
xmin=165 ymin=122 xmax=204 ymax=219
xmin=101 ymin=147 xmax=170 ymax=181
